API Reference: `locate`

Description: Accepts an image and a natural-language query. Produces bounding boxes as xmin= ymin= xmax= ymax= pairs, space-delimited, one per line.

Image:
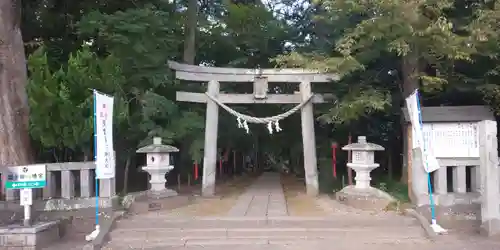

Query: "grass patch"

xmin=373 ymin=176 xmax=410 ymax=203
xmin=318 ymin=159 xmax=347 ymax=194
xmin=372 ymin=177 xmax=413 ymax=212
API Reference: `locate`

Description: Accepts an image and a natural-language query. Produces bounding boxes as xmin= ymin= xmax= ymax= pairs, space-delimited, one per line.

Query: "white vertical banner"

xmin=406 ymin=91 xmax=424 ymax=150
xmin=405 ymin=90 xmax=440 ymax=173
xmin=94 ymin=91 xmax=115 ymax=179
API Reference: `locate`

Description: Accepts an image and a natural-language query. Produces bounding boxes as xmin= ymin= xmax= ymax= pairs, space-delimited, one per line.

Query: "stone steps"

xmin=104 ymin=173 xmax=431 ymax=249
xmin=107 ymin=238 xmax=431 ymax=250
xmin=105 ymin=216 xmax=427 ymax=249
xmin=114 ymin=216 xmax=418 ymax=229
xmin=109 ymin=227 xmax=424 ymax=239
xmin=102 ymin=240 xmax=500 ymax=250
xmin=107 ymin=229 xmax=427 ymax=249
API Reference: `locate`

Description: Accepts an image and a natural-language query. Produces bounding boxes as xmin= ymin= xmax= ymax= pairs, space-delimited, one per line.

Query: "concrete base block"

xmin=480 ymin=218 xmax=500 ymax=237
xmin=147 ymin=189 xmax=179 ymax=198
xmin=0 ymin=221 xmax=61 ymax=249
xmin=335 ymin=185 xmax=396 ymax=211
xmin=415 ymin=193 xmax=480 ymax=207
xmin=416 ymin=204 xmax=481 ymax=233
xmin=129 ymin=191 xmax=191 ymax=214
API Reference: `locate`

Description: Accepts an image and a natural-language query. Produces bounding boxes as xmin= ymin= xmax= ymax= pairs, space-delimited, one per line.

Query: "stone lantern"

xmin=342 ymin=136 xmax=384 ymax=189
xmin=336 ymin=136 xmax=394 ymax=211
xmin=136 ymin=137 xmax=179 ymax=197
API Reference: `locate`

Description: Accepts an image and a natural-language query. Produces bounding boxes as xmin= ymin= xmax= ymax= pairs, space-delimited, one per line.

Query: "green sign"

xmin=5 ymin=181 xmax=46 ymax=189
xmin=5 ymin=164 xmax=47 ymax=190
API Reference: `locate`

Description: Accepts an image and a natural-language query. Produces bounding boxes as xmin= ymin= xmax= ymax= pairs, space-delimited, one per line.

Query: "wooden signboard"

xmin=422 ymin=122 xmax=479 ymax=158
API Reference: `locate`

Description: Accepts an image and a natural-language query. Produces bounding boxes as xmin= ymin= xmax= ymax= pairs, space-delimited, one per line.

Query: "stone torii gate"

xmin=168 ymin=61 xmax=338 ymax=197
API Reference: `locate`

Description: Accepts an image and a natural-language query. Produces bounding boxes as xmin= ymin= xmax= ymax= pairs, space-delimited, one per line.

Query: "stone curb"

xmin=83 ymin=192 xmax=139 ymax=250
xmin=403 ymin=208 xmax=437 ymax=240
xmin=85 ymin=210 xmax=126 ymax=250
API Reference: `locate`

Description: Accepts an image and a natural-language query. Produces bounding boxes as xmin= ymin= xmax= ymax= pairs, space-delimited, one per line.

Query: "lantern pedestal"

xmin=347 ymin=163 xmax=379 ymax=189
xmin=336 ymin=186 xmax=396 ymax=211
xmin=142 ymin=165 xmax=177 ymax=197
xmin=130 ymin=165 xmax=190 ymax=213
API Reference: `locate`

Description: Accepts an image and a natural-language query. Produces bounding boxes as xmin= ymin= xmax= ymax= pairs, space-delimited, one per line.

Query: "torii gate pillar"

xmin=300 ymin=81 xmax=319 ymax=196
xmin=202 ymin=80 xmax=219 ymax=196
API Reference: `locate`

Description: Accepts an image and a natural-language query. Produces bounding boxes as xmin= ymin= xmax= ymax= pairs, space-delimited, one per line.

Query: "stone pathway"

xmin=227 ymin=172 xmax=287 ymax=217
xmin=102 ymin=172 xmax=500 ymax=249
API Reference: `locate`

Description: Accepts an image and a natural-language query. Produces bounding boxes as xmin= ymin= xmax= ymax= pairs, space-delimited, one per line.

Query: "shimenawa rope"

xmin=205 ymin=93 xmax=313 ymax=134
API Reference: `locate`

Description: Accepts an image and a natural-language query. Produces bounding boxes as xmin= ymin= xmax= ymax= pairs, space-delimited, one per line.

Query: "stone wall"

xmin=0 ymin=161 xmax=117 ymax=211
xmin=0 ymin=221 xmax=60 ymax=249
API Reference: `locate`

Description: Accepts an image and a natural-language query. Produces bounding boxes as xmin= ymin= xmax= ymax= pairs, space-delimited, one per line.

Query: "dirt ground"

xmin=281 ymin=174 xmax=330 ymax=216
xmin=149 ymin=174 xmax=257 ymax=217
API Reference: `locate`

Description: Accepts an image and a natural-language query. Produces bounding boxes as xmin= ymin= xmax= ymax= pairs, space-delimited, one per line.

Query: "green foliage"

xmin=220 ymin=3 xmax=289 ymax=67
xmin=479 ymin=84 xmax=500 ymax=115
xmin=273 ymin=52 xmax=362 ymax=76
xmin=324 ymin=0 xmax=476 ymax=64
xmin=78 ymin=3 xmax=206 ymax=162
xmin=27 ymin=45 xmax=128 ymax=160
xmin=78 ymin=3 xmax=183 ymax=87
xmin=319 ymin=88 xmax=391 ymax=125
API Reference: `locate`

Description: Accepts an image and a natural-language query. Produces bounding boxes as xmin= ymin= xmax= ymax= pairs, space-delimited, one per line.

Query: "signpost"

xmin=5 ymin=164 xmax=47 ymax=189
xmin=4 ymin=164 xmax=46 ymax=226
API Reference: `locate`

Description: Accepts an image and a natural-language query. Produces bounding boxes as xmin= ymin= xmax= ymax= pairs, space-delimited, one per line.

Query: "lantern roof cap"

xmin=342 ymin=136 xmax=384 ymax=151
xmin=137 ymin=137 xmax=179 ymax=153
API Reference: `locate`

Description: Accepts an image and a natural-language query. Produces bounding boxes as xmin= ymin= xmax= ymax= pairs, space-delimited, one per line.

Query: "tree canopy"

xmin=1 ymin=0 xmax=500 ymax=192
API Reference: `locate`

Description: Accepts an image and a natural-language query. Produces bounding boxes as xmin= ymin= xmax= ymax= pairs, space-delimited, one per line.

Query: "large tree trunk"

xmin=122 ymin=156 xmax=131 ymax=194
xmin=179 ymin=0 xmax=198 ymax=180
xmin=0 ymin=0 xmax=33 ymax=166
xmin=183 ymin=0 xmax=198 ymax=64
xmin=401 ymin=52 xmax=419 ymax=98
xmin=399 ymin=51 xmax=419 ymax=184
xmin=400 ymin=50 xmax=419 ymax=204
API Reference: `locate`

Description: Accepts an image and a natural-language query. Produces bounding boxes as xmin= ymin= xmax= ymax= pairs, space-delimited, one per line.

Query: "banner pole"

xmin=94 ymin=90 xmax=99 ymax=226
xmin=415 ymin=90 xmax=446 ymax=234
xmin=86 ymin=90 xmax=101 ymax=241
